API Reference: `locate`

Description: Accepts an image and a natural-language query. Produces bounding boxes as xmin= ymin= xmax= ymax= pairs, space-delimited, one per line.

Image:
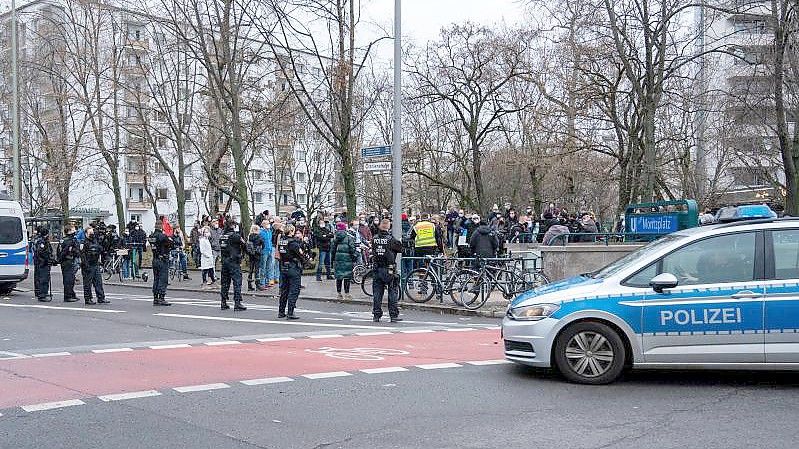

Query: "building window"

xmin=295 ymin=150 xmax=306 ymax=162
xmin=254 ymin=192 xmax=263 ymax=203
xmin=733 ymin=19 xmax=769 ymax=34
xmin=296 ymin=172 xmax=306 ymax=182
xmin=267 ymin=193 xmax=274 ymax=202
xmin=282 ymin=192 xmax=292 ymax=206
xmin=732 ymin=166 xmax=771 ymax=187
xmin=157 ymin=188 xmax=168 ymax=200
xmin=296 ymin=193 xmax=306 ymax=205
xmin=155 ymin=161 xmax=167 ymax=173
xmin=130 ymin=213 xmax=142 ymax=223
xmin=313 ymin=173 xmax=323 ymax=182
xmin=129 ymin=187 xmax=144 ymax=201
xmin=184 ymin=189 xmax=192 ymax=201
xmin=252 ymin=169 xmax=264 ymax=180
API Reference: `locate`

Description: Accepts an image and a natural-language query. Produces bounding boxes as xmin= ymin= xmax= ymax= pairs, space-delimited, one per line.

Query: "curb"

xmin=104 ymin=280 xmax=506 ymax=318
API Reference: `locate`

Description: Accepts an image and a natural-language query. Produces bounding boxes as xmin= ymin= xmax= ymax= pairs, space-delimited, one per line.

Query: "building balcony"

xmin=126 ymin=198 xmax=152 ymax=210
xmin=126 ymin=172 xmax=146 ymax=184
xmin=125 ymin=38 xmax=149 ymax=52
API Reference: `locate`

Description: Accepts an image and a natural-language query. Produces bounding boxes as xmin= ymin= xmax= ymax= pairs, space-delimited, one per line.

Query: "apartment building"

xmin=0 ymin=0 xmax=345 ymax=231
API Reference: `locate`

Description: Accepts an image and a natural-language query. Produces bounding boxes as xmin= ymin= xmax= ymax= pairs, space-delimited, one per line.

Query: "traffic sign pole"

xmin=391 ymin=0 xmax=402 ymax=246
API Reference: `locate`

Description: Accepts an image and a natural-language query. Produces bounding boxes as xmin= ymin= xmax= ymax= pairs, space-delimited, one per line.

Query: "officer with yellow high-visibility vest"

xmin=409 ymin=214 xmax=445 ymax=261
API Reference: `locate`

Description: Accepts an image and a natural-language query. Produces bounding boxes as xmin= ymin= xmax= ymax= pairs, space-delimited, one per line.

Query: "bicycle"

xmin=102 ymin=249 xmax=127 ymax=282
xmin=456 ymin=257 xmax=537 ymax=310
xmin=168 ymin=249 xmax=185 ymax=283
xmin=403 ymin=255 xmax=478 ymax=305
xmin=360 ymin=265 xmax=402 ymax=298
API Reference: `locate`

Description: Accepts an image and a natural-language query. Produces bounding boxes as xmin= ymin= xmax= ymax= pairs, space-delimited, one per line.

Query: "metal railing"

xmin=547 ymin=232 xmax=669 ymax=246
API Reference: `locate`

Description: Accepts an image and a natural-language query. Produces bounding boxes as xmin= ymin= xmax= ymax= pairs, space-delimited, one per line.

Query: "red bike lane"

xmin=0 ymin=329 xmax=503 ymax=410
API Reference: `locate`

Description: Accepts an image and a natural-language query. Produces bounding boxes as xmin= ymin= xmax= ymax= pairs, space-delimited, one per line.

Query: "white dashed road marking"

xmin=360 ymin=367 xmax=409 ymax=374
xmin=32 ymin=352 xmax=71 ymax=358
xmin=98 ymin=390 xmax=162 ymax=402
xmin=354 ymin=332 xmax=392 ymax=336
xmin=416 ymin=363 xmax=462 ymax=370
xmin=204 ymin=341 xmax=242 ymax=346
xmin=149 ymin=344 xmax=192 ymax=350
xmin=308 ymin=334 xmax=344 ymax=339
xmin=0 ymin=303 xmax=125 ymax=313
xmin=173 ymin=383 xmax=231 ymax=393
xmin=466 ymin=360 xmax=512 ymax=366
xmin=154 ymin=313 xmax=394 ymax=330
xmin=256 ymin=337 xmax=295 ymax=342
xmin=92 ymin=348 xmax=134 ymax=354
xmin=401 ymin=329 xmax=435 ymax=334
xmin=240 ymin=377 xmax=295 ymax=386
xmin=21 ymin=399 xmax=85 ymax=412
xmin=302 ymin=371 xmax=353 ymax=379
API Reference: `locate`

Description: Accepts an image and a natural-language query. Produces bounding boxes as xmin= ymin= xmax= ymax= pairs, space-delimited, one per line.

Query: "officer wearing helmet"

xmin=33 ymin=226 xmax=54 ymax=302
xmin=220 ymin=217 xmax=246 ymax=311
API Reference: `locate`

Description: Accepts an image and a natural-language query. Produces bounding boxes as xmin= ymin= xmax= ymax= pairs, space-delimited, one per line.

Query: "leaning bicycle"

xmin=403 ymin=255 xmax=477 ymax=305
xmin=101 ymin=249 xmax=127 ymax=282
xmin=456 ymin=258 xmax=536 ymax=310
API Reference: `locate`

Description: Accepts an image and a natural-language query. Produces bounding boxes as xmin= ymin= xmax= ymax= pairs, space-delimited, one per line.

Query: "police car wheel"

xmin=554 ymin=322 xmax=625 ymax=385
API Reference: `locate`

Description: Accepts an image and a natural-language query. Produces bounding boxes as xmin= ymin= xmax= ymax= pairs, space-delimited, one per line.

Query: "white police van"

xmin=0 ymin=192 xmax=28 ymax=295
xmin=502 ymin=205 xmax=799 ymax=384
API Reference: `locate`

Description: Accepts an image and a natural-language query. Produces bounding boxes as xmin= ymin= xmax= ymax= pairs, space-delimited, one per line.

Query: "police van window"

xmin=0 ymin=217 xmax=23 ymax=244
xmin=660 ymin=233 xmax=756 ymax=286
xmin=772 ymin=229 xmax=799 ymax=280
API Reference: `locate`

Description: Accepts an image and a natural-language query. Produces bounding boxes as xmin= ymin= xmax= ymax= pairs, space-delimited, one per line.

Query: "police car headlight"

xmin=508 ymin=304 xmax=560 ymax=321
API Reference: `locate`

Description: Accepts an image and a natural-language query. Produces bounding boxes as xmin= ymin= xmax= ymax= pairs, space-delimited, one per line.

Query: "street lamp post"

xmin=391 ymin=0 xmax=402 ymax=242
xmin=10 ymin=0 xmax=20 ymax=201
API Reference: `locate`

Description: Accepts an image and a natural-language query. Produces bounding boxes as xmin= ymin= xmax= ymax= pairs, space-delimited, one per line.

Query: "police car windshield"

xmin=590 ymin=234 xmax=686 ymax=279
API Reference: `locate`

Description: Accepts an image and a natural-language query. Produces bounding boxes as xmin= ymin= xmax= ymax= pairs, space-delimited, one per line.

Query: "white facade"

xmin=0 ymin=0 xmax=344 ymax=232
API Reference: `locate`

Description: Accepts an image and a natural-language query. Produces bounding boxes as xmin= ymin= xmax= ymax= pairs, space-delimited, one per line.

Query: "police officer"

xmin=57 ymin=225 xmax=80 ymax=302
xmin=148 ymin=222 xmax=173 ymax=306
xmin=33 ymin=226 xmax=54 ymax=302
xmin=277 ymin=224 xmax=306 ymax=319
xmin=220 ymin=219 xmax=246 ymax=311
xmin=80 ymin=227 xmax=109 ymax=305
xmin=371 ymin=218 xmax=404 ymax=323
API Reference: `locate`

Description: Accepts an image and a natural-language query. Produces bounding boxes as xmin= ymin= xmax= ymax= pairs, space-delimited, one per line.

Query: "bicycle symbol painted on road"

xmin=306 ymin=347 xmax=410 ymax=361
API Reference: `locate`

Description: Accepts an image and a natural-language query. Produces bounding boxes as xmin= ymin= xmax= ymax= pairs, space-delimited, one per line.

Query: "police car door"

xmin=641 ymin=231 xmax=765 ymax=364
xmin=764 ymin=228 xmax=799 ymax=363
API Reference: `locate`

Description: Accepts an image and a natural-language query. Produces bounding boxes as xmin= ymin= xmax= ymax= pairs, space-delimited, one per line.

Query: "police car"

xmin=502 ymin=205 xmax=799 ymax=384
xmin=0 ymin=192 xmax=28 ymax=296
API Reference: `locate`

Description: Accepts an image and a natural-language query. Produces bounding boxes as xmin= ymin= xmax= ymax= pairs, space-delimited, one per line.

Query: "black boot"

xmin=64 ymin=297 xmax=78 ymax=303
xmin=286 ymin=309 xmax=299 ymax=320
xmin=234 ymin=301 xmax=247 ymax=311
xmin=221 ymin=300 xmax=230 ymax=310
xmin=155 ymin=294 xmax=171 ymax=306
xmin=85 ymin=298 xmax=97 ymax=305
xmin=97 ymin=298 xmax=111 ymax=304
xmin=277 ymin=311 xmax=287 ymax=318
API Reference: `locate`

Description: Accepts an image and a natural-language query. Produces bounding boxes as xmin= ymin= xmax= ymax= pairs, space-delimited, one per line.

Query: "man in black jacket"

xmin=469 ymin=222 xmax=499 ymax=259
xmin=81 ymin=227 xmax=109 ymax=305
xmin=370 ymin=219 xmax=404 ymax=323
xmin=33 ymin=226 xmax=53 ymax=302
xmin=220 ymin=219 xmax=246 ymax=311
xmin=58 ymin=225 xmax=80 ymax=302
xmin=313 ymin=218 xmax=334 ymax=281
xmin=149 ymin=223 xmax=173 ymax=306
xmin=278 ymin=224 xmax=306 ymax=319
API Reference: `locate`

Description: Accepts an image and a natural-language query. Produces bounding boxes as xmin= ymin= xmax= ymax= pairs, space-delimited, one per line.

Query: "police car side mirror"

xmin=650 ymin=273 xmax=678 ymax=293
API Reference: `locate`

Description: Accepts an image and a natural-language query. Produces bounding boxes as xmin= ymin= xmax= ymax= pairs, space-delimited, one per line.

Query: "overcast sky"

xmin=1 ymin=0 xmax=526 ymax=41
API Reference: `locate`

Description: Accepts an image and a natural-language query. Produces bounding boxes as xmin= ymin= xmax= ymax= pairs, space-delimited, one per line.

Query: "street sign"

xmin=361 ymin=145 xmax=391 ymax=158
xmin=364 ymin=161 xmax=391 ymax=172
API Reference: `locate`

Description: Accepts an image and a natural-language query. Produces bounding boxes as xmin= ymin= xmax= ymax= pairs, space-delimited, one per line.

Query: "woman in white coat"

xmin=199 ymin=227 xmax=217 ymax=287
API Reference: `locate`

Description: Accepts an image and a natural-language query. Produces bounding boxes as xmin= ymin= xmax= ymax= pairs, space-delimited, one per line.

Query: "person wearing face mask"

xmin=258 ymin=220 xmax=273 ymax=290
xmin=277 ymin=224 xmax=307 ymax=319
xmin=219 ymin=219 xmax=246 ymax=311
xmin=130 ymin=222 xmax=147 ymax=278
xmin=199 ymin=226 xmax=217 ymax=287
xmin=80 ymin=227 xmax=109 ymax=305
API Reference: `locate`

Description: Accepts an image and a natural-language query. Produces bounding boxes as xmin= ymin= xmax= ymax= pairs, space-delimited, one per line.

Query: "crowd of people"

xmin=28 ymin=202 xmax=601 ymax=322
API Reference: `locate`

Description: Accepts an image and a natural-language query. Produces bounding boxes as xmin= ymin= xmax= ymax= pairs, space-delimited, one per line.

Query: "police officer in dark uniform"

xmin=148 ymin=222 xmax=173 ymax=306
xmin=57 ymin=225 xmax=80 ymax=302
xmin=371 ymin=218 xmax=404 ymax=323
xmin=80 ymin=227 xmax=109 ymax=305
xmin=277 ymin=224 xmax=306 ymax=319
xmin=220 ymin=219 xmax=246 ymax=311
xmin=33 ymin=226 xmax=54 ymax=302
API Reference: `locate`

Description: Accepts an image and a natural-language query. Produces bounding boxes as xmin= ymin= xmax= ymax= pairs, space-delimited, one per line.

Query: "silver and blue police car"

xmin=502 ymin=205 xmax=799 ymax=384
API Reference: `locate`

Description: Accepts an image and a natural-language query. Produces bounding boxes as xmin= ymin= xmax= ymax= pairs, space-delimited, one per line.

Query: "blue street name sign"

xmin=361 ymin=145 xmax=392 ymax=158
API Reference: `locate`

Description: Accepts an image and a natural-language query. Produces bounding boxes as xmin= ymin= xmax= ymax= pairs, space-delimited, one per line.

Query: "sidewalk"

xmin=106 ymin=274 xmax=509 ymax=318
